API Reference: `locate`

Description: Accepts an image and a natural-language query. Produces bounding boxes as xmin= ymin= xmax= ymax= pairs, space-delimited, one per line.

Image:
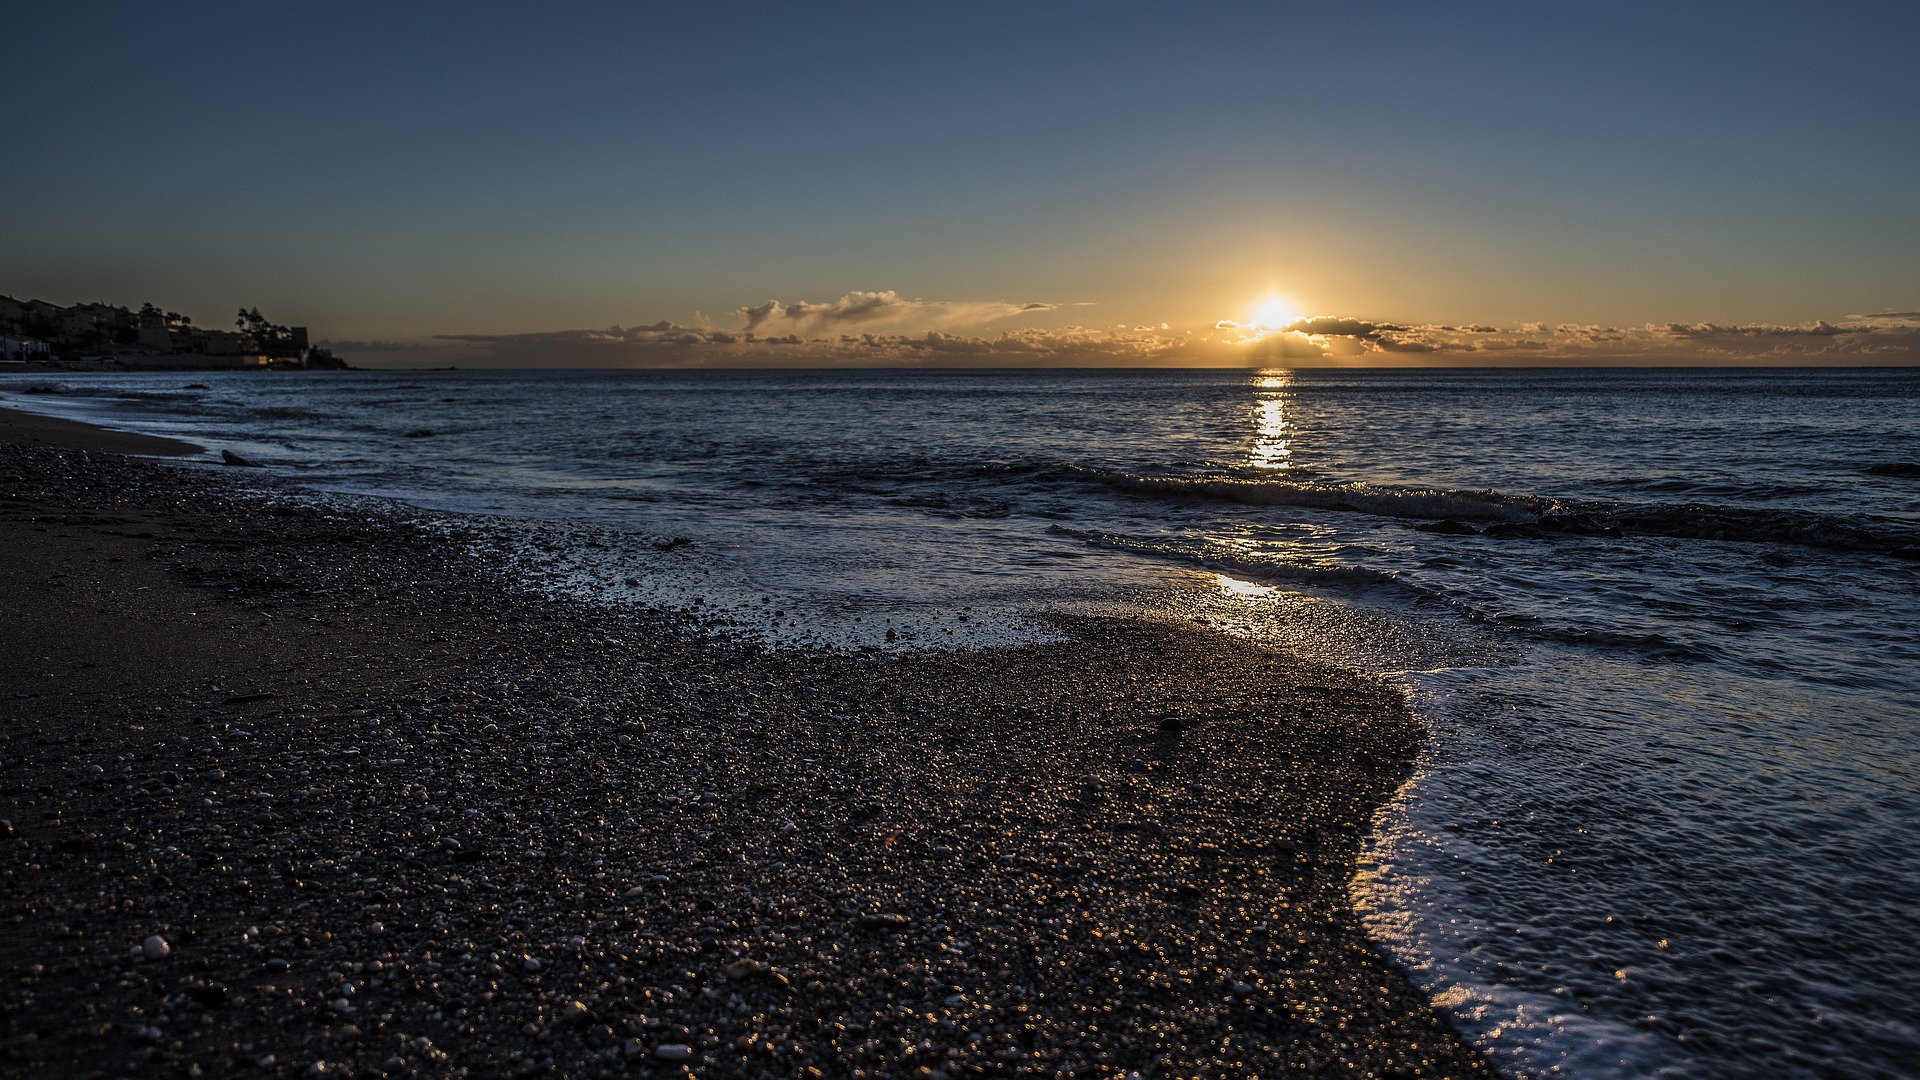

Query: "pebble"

xmin=143 ymin=935 xmax=170 ymax=960
xmin=723 ymin=958 xmax=766 ymax=980
xmin=0 ymin=443 xmax=1486 ymax=1080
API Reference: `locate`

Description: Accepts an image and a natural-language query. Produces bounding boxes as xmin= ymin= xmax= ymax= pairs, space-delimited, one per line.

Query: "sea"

xmin=5 ymin=366 xmax=1916 ymax=1079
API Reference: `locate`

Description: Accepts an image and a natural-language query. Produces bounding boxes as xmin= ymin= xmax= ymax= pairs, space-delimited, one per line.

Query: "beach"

xmin=0 ymin=410 xmax=1487 ymax=1078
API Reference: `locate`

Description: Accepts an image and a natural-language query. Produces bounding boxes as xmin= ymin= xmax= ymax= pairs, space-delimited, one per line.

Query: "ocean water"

xmin=5 ymin=366 xmax=1917 ymax=1078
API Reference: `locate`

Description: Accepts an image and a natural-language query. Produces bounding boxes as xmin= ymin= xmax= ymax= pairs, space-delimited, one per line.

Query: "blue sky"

xmin=5 ymin=1 xmax=1917 ymax=366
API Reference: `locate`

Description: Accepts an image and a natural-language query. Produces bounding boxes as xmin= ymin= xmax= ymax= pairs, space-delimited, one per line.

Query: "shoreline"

xmin=0 ymin=402 xmax=204 ymax=456
xmin=0 ymin=420 xmax=1487 ymax=1077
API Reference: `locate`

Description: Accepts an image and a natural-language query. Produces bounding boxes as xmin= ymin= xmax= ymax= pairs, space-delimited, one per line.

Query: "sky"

xmin=5 ymin=1 xmax=1917 ymax=368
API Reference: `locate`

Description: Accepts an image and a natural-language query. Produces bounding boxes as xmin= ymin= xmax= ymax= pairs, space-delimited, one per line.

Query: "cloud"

xmin=395 ymin=319 xmax=1217 ymax=369
xmin=1557 ymin=324 xmax=1627 ymax=342
xmin=1241 ymin=331 xmax=1336 ymax=359
xmin=315 ymin=338 xmax=450 ymax=352
xmin=1253 ymin=315 xmax=1470 ymax=356
xmin=1373 ymin=337 xmax=1441 ymax=353
xmin=1198 ymin=311 xmax=1920 ymax=365
xmin=326 ymin=301 xmax=1920 ymax=369
xmin=736 ymin=290 xmax=1061 ymax=333
xmin=1282 ymin=316 xmax=1409 ymax=341
xmin=1658 ymin=320 xmax=1854 ymax=339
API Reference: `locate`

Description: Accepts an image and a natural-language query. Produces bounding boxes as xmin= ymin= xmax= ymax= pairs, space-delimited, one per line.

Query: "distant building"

xmin=125 ymin=351 xmax=268 ymax=370
xmin=2 ymin=334 xmax=53 ymax=359
xmin=62 ymin=302 xmax=125 ymax=335
xmin=0 ymin=295 xmax=327 ymax=370
xmin=198 ymin=329 xmax=244 ymax=354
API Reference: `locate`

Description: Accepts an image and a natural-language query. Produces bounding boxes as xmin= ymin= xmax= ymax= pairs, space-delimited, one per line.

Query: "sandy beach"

xmin=0 ymin=407 xmax=1486 ymax=1078
xmin=0 ymin=404 xmax=204 ymax=456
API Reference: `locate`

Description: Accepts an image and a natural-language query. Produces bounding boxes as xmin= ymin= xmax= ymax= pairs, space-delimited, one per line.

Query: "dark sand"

xmin=0 ymin=404 xmax=203 ymax=457
xmin=0 ymin=415 xmax=1486 ymax=1078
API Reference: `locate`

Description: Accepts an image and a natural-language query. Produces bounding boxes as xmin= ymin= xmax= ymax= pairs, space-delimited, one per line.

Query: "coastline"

xmin=0 ymin=421 xmax=1486 ymax=1077
xmin=0 ymin=402 xmax=203 ymax=456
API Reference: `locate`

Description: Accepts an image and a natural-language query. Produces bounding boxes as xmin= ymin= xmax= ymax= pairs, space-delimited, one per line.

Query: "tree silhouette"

xmin=235 ymin=307 xmax=298 ymax=356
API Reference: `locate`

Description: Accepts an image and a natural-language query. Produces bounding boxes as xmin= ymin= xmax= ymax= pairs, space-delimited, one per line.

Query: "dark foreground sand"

xmin=0 ymin=405 xmax=203 ymax=457
xmin=0 ymin=412 xmax=1486 ymax=1078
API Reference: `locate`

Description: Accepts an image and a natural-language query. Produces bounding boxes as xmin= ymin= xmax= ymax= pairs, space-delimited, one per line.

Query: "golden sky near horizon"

xmin=4 ymin=5 xmax=1915 ymax=368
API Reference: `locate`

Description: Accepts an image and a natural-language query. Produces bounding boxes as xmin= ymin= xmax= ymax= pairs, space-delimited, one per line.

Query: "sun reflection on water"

xmin=1249 ymin=370 xmax=1293 ymax=471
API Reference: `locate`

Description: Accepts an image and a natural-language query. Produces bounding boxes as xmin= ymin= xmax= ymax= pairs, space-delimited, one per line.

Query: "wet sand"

xmin=0 ymin=419 xmax=1486 ymax=1078
xmin=0 ymin=403 xmax=203 ymax=456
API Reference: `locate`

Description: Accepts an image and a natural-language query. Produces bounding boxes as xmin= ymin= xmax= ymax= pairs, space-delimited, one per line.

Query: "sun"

xmin=1248 ymin=295 xmax=1300 ymax=331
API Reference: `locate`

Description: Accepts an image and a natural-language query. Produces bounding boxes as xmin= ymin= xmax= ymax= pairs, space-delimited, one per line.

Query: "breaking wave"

xmin=1056 ymin=467 xmax=1920 ymax=560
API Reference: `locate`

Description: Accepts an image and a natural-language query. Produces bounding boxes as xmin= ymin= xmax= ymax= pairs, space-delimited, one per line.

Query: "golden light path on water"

xmin=1249 ymin=371 xmax=1293 ymax=471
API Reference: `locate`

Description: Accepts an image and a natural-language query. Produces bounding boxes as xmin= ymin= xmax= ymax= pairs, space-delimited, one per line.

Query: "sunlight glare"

xmin=1249 ymin=296 xmax=1300 ymax=330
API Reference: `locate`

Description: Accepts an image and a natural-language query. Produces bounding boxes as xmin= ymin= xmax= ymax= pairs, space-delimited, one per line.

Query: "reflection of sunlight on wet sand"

xmin=1249 ymin=370 xmax=1293 ymax=471
xmin=1216 ymin=573 xmax=1276 ymax=598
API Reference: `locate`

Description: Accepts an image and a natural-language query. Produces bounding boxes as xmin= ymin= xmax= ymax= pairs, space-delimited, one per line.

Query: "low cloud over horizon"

xmin=320 ymin=293 xmax=1920 ymax=369
xmin=735 ymin=290 xmax=1063 ymax=334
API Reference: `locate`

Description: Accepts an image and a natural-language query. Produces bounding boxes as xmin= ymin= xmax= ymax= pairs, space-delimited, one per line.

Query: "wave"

xmin=578 ymin=445 xmax=1908 ymax=564
xmin=1046 ymin=524 xmax=1409 ymax=591
xmin=1441 ymin=502 xmax=1920 ymax=560
xmin=1607 ymin=503 xmax=1920 ymax=560
xmin=1046 ymin=525 xmax=1743 ymax=665
xmin=1066 ymin=466 xmax=1558 ymax=523
xmin=1612 ymin=476 xmax=1839 ymax=500
xmin=249 ymin=406 xmax=330 ymax=421
xmin=1506 ymin=623 xmax=1726 ymax=664
xmin=112 ymin=390 xmax=183 ymax=401
xmin=1054 ymin=466 xmax=1920 ymax=561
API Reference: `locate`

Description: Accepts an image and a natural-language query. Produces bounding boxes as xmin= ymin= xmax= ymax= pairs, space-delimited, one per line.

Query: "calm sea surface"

xmin=7 ymin=366 xmax=1917 ymax=1078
